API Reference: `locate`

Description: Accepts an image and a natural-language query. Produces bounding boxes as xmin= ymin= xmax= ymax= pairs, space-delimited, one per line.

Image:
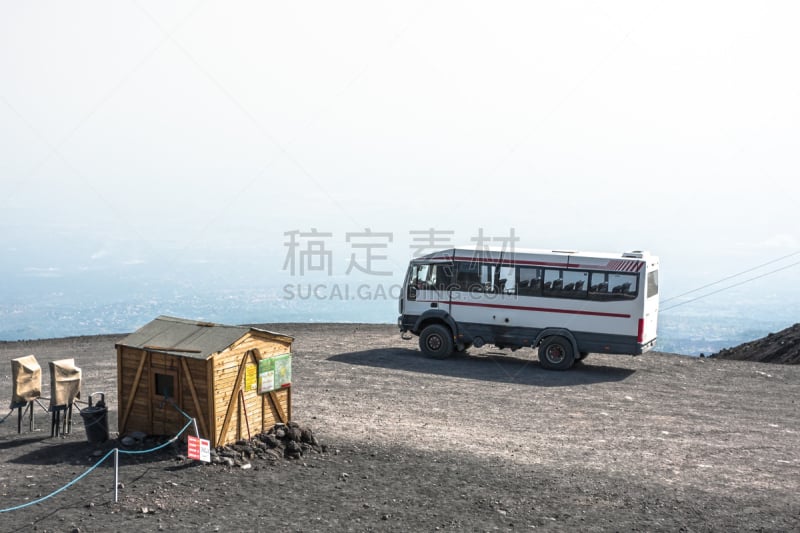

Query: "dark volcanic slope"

xmin=712 ymin=322 xmax=800 ymax=364
xmin=2 ymin=324 xmax=800 ymax=532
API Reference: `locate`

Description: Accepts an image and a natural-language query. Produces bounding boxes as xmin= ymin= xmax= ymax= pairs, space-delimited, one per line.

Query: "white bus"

xmin=398 ymin=246 xmax=659 ymax=370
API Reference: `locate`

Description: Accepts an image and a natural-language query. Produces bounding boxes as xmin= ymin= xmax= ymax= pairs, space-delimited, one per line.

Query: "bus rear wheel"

xmin=538 ymin=336 xmax=576 ymax=370
xmin=419 ymin=324 xmax=454 ymax=359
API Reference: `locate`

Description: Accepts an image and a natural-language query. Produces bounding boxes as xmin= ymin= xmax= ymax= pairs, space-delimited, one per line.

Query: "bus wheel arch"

xmin=419 ymin=323 xmax=454 ymax=359
xmin=413 ymin=310 xmax=457 ymax=336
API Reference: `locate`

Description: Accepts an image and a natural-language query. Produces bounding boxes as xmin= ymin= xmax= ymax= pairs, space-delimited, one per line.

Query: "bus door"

xmin=641 ymin=265 xmax=659 ymax=345
xmin=404 ymin=262 xmax=453 ymax=316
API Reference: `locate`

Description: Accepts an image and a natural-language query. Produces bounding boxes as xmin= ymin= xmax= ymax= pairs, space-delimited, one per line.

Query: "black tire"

xmin=419 ymin=324 xmax=454 ymax=359
xmin=538 ymin=336 xmax=576 ymax=370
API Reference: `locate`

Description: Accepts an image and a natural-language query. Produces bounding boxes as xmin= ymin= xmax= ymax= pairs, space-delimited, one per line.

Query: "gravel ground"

xmin=1 ymin=323 xmax=799 ymax=532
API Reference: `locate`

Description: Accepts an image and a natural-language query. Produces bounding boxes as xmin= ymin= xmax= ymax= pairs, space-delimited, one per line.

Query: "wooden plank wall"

xmin=180 ymin=357 xmax=210 ymax=438
xmin=117 ymin=346 xmax=151 ymax=434
xmin=211 ymin=332 xmax=292 ymax=446
xmin=118 ymin=347 xmax=212 ymax=438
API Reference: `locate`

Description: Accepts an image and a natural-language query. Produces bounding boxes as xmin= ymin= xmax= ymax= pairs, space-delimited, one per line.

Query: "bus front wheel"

xmin=419 ymin=325 xmax=454 ymax=359
xmin=538 ymin=336 xmax=575 ymax=370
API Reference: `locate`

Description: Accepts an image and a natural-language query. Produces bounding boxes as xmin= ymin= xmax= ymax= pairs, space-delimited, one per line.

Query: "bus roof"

xmin=410 ymin=246 xmax=658 ymax=270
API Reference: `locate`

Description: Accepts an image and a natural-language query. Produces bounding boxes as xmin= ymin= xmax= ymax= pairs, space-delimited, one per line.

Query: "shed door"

xmin=151 ymin=366 xmax=181 ymax=435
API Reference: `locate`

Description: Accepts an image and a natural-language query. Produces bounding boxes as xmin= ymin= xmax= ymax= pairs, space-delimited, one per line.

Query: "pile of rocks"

xmin=209 ymin=422 xmax=326 ymax=467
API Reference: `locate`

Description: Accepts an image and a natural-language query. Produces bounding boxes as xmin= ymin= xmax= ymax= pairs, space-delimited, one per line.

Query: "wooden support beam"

xmin=116 ymin=347 xmax=123 ymax=434
xmin=180 ymin=357 xmax=209 ymax=438
xmin=147 ymin=350 xmax=153 ymax=432
xmin=207 ymin=355 xmax=216 ymax=444
xmin=119 ymin=350 xmax=148 ymax=434
xmin=267 ymin=391 xmax=288 ymax=424
xmin=216 ymin=352 xmax=253 ymax=447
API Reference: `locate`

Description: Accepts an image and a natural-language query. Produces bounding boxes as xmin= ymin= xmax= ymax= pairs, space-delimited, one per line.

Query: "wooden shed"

xmin=115 ymin=315 xmax=293 ymax=447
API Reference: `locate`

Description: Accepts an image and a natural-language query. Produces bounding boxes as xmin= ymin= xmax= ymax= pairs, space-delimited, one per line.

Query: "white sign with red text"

xmin=187 ymin=435 xmax=211 ymax=462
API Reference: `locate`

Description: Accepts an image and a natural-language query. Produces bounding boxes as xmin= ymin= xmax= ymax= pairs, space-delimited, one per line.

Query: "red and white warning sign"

xmin=187 ymin=435 xmax=211 ymax=462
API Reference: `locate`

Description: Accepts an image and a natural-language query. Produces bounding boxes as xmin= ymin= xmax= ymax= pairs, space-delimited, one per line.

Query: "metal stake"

xmin=114 ymin=448 xmax=119 ymax=503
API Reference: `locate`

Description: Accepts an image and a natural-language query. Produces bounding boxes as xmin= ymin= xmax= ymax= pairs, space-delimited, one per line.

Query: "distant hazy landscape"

xmin=2 ymin=270 xmax=797 ymax=356
xmin=3 ymin=3 xmax=799 ymax=366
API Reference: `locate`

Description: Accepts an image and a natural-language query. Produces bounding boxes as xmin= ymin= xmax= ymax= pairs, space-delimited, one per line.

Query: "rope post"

xmin=114 ymin=448 xmax=119 ymax=503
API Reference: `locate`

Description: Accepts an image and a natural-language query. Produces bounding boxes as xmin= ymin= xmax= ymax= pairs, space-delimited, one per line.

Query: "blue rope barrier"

xmin=168 ymin=401 xmax=193 ymax=422
xmin=0 ymin=408 xmax=14 ymax=424
xmin=0 ymin=418 xmax=196 ymax=513
xmin=0 ymin=449 xmax=116 ymax=513
xmin=118 ymin=419 xmax=194 ymax=455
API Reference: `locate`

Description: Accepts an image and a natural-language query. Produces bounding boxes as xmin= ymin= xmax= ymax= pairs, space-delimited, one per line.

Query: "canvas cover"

xmin=49 ymin=358 xmax=81 ymax=409
xmin=11 ymin=355 xmax=42 ymax=407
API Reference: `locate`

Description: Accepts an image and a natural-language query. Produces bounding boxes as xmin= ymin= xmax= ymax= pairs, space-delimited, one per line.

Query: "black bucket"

xmin=80 ymin=392 xmax=108 ymax=443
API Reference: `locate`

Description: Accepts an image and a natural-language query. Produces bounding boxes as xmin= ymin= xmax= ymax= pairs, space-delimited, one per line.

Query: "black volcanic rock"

xmin=711 ymin=323 xmax=800 ymax=364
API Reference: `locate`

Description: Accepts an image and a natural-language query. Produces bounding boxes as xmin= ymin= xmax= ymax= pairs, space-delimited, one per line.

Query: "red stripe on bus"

xmin=452 ymin=256 xmax=571 ymax=268
xmin=438 ymin=300 xmax=632 ymax=318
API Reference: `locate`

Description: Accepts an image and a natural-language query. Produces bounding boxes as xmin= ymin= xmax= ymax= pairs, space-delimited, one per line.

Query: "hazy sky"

xmin=2 ymin=1 xmax=799 ymax=297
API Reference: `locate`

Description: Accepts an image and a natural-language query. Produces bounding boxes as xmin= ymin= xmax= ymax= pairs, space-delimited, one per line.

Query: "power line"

xmin=661 ymin=258 xmax=800 ymax=312
xmin=661 ymin=250 xmax=800 ymax=304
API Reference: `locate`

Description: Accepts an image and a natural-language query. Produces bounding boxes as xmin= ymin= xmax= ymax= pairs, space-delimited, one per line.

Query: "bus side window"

xmin=543 ymin=269 xmax=562 ymax=297
xmin=562 ymin=270 xmax=588 ymax=299
xmin=589 ymin=272 xmax=609 ymax=300
xmin=454 ymin=262 xmax=481 ymax=292
xmin=609 ymin=274 xmax=637 ymax=299
xmin=496 ymin=266 xmax=516 ymax=294
xmin=647 ymin=270 xmax=659 ymax=298
xmin=413 ymin=264 xmax=436 ymax=290
xmin=411 ymin=266 xmax=422 ymax=288
xmin=518 ymin=267 xmax=542 ymax=296
xmin=478 ymin=264 xmax=494 ymax=292
xmin=454 ymin=273 xmax=471 ymax=291
xmin=435 ymin=265 xmax=453 ymax=290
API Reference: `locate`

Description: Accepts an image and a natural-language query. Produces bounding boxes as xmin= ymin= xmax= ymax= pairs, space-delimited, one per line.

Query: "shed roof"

xmin=115 ymin=315 xmax=293 ymax=360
